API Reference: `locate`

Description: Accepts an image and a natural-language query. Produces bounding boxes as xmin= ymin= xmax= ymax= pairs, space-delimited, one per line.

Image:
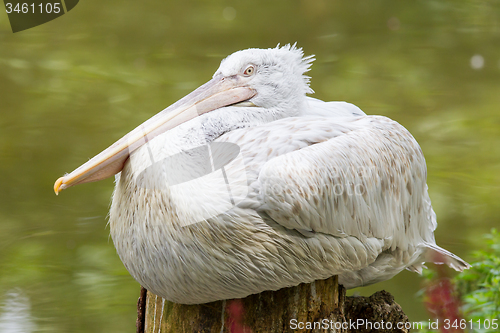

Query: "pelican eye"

xmin=243 ymin=66 xmax=255 ymax=76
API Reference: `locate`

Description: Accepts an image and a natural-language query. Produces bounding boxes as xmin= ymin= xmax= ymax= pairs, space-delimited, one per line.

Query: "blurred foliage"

xmin=457 ymin=229 xmax=500 ymax=323
xmin=418 ymin=229 xmax=500 ymax=332
xmin=0 ymin=0 xmax=499 ymax=331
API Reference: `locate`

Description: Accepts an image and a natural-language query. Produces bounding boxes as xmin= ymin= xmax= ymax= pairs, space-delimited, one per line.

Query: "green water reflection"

xmin=1 ymin=0 xmax=499 ymax=331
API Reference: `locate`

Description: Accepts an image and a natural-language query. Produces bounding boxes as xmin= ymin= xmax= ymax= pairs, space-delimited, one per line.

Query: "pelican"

xmin=54 ymin=44 xmax=469 ymax=304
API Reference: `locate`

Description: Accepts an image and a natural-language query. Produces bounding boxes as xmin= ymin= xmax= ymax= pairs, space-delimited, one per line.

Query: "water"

xmin=1 ymin=0 xmax=499 ymax=331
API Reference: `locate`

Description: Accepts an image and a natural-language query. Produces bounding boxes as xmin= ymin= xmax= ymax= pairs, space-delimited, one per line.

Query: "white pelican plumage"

xmin=54 ymin=44 xmax=469 ymax=304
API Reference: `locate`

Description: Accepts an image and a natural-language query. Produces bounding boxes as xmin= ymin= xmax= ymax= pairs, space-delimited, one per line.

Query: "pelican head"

xmin=54 ymin=44 xmax=314 ymax=194
xmin=214 ymin=44 xmax=314 ymax=110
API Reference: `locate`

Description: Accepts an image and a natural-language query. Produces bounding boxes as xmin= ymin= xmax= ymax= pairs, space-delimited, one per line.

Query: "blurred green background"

xmin=0 ymin=0 xmax=499 ymax=331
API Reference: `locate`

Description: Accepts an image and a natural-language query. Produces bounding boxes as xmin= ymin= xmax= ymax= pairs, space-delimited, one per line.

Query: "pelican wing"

xmin=221 ymin=115 xmax=434 ymax=252
xmin=257 ymin=116 xmax=431 ymax=251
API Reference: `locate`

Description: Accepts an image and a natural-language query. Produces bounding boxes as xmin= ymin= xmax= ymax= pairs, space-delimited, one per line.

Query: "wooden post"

xmin=138 ymin=276 xmax=410 ymax=333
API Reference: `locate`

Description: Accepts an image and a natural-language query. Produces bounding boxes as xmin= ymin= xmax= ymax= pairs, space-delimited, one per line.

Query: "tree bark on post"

xmin=138 ymin=276 xmax=410 ymax=333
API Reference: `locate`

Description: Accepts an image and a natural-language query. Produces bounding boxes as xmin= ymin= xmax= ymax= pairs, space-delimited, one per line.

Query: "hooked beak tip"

xmin=54 ymin=177 xmax=64 ymax=195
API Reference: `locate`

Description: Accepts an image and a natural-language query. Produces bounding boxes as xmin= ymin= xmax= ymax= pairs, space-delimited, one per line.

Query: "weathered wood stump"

xmin=137 ymin=276 xmax=410 ymax=333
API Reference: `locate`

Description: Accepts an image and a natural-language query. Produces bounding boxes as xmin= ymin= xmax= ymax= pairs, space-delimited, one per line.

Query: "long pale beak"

xmin=54 ymin=75 xmax=256 ymax=194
